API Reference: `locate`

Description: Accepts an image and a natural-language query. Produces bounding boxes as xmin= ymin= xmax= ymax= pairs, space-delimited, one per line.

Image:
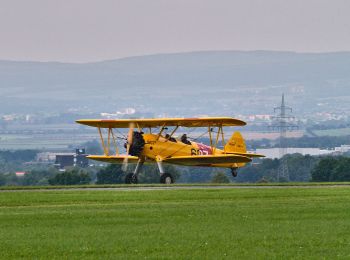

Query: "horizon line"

xmin=1 ymin=49 xmax=350 ymax=64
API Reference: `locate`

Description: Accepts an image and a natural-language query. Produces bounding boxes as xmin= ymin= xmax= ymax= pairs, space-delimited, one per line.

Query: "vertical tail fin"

xmin=224 ymin=131 xmax=246 ymax=153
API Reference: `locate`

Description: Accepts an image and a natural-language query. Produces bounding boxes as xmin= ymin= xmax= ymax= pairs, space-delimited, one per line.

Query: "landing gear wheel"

xmin=231 ymin=168 xmax=238 ymax=177
xmin=160 ymin=173 xmax=174 ymax=184
xmin=125 ymin=173 xmax=138 ymax=184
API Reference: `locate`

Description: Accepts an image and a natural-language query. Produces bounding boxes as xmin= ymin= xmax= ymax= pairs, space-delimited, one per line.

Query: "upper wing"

xmin=87 ymin=155 xmax=139 ymax=164
xmin=163 ymin=154 xmax=251 ymax=166
xmin=76 ymin=117 xmax=246 ymax=128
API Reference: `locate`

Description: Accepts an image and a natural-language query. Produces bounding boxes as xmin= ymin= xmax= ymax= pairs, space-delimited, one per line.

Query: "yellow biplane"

xmin=76 ymin=117 xmax=264 ymax=184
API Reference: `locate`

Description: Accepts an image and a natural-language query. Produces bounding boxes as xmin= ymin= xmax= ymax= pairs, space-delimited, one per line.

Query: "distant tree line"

xmin=48 ymin=169 xmax=91 ymax=185
xmin=311 ymin=157 xmax=350 ymax=182
xmin=307 ymin=120 xmax=350 ymax=130
xmin=1 ymin=148 xmax=350 ymax=186
xmin=0 ymin=150 xmax=38 ymax=163
xmin=0 ymin=149 xmax=41 ymax=176
xmin=246 ymin=135 xmax=350 ymax=149
xmin=96 ymin=164 xmax=180 ymax=184
xmin=211 ymin=172 xmax=230 ymax=183
xmin=0 ymin=168 xmax=57 ymax=186
xmin=198 ymin=135 xmax=350 ymax=150
xmin=236 ymin=154 xmax=318 ymax=183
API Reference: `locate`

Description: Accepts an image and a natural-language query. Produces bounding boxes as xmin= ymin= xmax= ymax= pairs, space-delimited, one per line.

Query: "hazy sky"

xmin=1 ymin=0 xmax=350 ymax=62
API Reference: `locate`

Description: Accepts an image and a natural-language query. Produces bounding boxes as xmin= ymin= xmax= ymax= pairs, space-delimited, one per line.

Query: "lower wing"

xmin=87 ymin=155 xmax=139 ymax=163
xmin=163 ymin=154 xmax=251 ymax=167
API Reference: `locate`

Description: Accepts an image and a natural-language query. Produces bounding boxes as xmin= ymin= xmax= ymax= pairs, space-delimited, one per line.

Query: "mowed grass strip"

xmin=2 ymin=182 xmax=350 ymax=191
xmin=1 ymin=188 xmax=350 ymax=259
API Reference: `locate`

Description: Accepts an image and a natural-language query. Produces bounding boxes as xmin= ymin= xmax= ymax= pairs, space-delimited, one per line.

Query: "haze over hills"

xmin=1 ymin=50 xmax=350 ymax=116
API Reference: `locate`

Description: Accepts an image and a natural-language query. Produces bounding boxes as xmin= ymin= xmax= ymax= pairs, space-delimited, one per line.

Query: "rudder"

xmin=224 ymin=131 xmax=246 ymax=153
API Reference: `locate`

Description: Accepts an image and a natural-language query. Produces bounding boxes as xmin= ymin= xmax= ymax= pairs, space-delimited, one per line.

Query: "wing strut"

xmin=156 ymin=123 xmax=167 ymax=141
xmin=221 ymin=127 xmax=226 ymax=154
xmin=208 ymin=126 xmax=214 ymax=151
xmin=110 ymin=129 xmax=119 ymax=155
xmin=168 ymin=126 xmax=179 ymax=140
xmin=97 ymin=127 xmax=121 ymax=156
xmin=107 ymin=128 xmax=111 ymax=156
xmin=214 ymin=126 xmax=221 ymax=154
xmin=98 ymin=127 xmax=107 ymax=156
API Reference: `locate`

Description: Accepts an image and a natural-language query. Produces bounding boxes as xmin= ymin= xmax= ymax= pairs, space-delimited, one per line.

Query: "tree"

xmin=330 ymin=157 xmax=350 ymax=182
xmin=286 ymin=154 xmax=318 ymax=182
xmin=0 ymin=150 xmax=38 ymax=162
xmin=81 ymin=139 xmax=103 ymax=155
xmin=236 ymin=155 xmax=319 ymax=183
xmin=137 ymin=164 xmax=160 ymax=183
xmin=211 ymin=172 xmax=230 ymax=183
xmin=48 ymin=169 xmax=91 ymax=185
xmin=237 ymin=159 xmax=279 ymax=183
xmin=178 ymin=167 xmax=216 ymax=183
xmin=96 ymin=164 xmax=124 ymax=184
xmin=139 ymin=164 xmax=181 ymax=183
xmin=95 ymin=163 xmax=181 ymax=184
xmin=0 ymin=174 xmax=6 ymax=186
xmin=311 ymin=157 xmax=338 ymax=182
xmin=20 ymin=169 xmax=58 ymax=186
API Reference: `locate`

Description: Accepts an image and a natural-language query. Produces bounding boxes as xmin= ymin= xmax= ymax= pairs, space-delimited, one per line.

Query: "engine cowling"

xmin=128 ymin=132 xmax=145 ymax=156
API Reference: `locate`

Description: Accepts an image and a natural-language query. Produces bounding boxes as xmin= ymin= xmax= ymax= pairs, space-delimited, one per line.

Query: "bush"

xmin=312 ymin=157 xmax=350 ymax=182
xmin=211 ymin=172 xmax=230 ymax=183
xmin=49 ymin=169 xmax=91 ymax=185
xmin=96 ymin=164 xmax=124 ymax=184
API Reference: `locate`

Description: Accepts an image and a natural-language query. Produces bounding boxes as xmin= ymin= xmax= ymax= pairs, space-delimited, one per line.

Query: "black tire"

xmin=231 ymin=168 xmax=238 ymax=177
xmin=160 ymin=173 xmax=174 ymax=184
xmin=125 ymin=173 xmax=138 ymax=184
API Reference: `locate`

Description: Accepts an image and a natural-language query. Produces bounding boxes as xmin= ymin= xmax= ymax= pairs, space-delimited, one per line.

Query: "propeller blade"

xmin=122 ymin=122 xmax=135 ymax=172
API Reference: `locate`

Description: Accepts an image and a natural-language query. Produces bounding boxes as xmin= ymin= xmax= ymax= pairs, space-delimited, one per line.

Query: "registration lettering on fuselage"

xmin=191 ymin=143 xmax=213 ymax=156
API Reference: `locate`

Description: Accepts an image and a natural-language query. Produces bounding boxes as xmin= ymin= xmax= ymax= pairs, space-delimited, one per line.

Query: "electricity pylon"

xmin=270 ymin=94 xmax=298 ymax=182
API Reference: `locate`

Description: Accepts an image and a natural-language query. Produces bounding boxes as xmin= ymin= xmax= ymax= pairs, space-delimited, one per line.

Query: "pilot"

xmin=181 ymin=134 xmax=191 ymax=145
xmin=165 ymin=134 xmax=176 ymax=142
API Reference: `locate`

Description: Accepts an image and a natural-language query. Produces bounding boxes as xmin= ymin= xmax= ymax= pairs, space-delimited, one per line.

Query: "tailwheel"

xmin=125 ymin=173 xmax=138 ymax=184
xmin=231 ymin=168 xmax=238 ymax=177
xmin=160 ymin=173 xmax=174 ymax=184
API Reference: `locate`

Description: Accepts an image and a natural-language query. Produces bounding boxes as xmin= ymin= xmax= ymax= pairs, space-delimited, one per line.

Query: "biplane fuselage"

xmin=141 ymin=133 xmax=245 ymax=168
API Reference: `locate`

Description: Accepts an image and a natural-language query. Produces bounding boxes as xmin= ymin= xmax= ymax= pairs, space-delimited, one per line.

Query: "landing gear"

xmin=160 ymin=173 xmax=174 ymax=184
xmin=125 ymin=158 xmax=144 ymax=184
xmin=157 ymin=159 xmax=174 ymax=184
xmin=231 ymin=168 xmax=238 ymax=177
xmin=125 ymin=173 xmax=138 ymax=184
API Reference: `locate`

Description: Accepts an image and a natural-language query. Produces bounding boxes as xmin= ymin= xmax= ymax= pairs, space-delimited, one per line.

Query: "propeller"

xmin=122 ymin=122 xmax=135 ymax=172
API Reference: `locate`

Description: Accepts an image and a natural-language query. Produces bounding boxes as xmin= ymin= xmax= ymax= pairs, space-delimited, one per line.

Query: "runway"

xmin=1 ymin=184 xmax=350 ymax=192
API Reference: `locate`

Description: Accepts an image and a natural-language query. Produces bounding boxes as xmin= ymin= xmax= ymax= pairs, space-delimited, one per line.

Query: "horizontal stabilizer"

xmin=226 ymin=152 xmax=265 ymax=158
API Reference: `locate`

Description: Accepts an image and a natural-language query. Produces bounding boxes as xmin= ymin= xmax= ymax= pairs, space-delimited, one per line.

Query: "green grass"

xmin=2 ymin=182 xmax=350 ymax=191
xmin=1 ymin=188 xmax=350 ymax=259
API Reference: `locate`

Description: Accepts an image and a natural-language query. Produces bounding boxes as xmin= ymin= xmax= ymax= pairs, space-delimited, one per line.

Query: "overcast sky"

xmin=1 ymin=0 xmax=350 ymax=62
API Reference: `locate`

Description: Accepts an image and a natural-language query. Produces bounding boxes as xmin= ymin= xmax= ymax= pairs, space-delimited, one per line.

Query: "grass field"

xmin=1 ymin=187 xmax=350 ymax=259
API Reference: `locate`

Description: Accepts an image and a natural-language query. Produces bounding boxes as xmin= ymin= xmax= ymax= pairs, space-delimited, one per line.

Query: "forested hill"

xmin=1 ymin=51 xmax=350 ymax=114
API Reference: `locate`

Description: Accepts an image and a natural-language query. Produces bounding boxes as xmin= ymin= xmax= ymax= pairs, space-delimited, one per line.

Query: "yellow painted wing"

xmin=87 ymin=155 xmax=139 ymax=163
xmin=163 ymin=154 xmax=251 ymax=166
xmin=226 ymin=152 xmax=265 ymax=158
xmin=76 ymin=117 xmax=246 ymax=128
